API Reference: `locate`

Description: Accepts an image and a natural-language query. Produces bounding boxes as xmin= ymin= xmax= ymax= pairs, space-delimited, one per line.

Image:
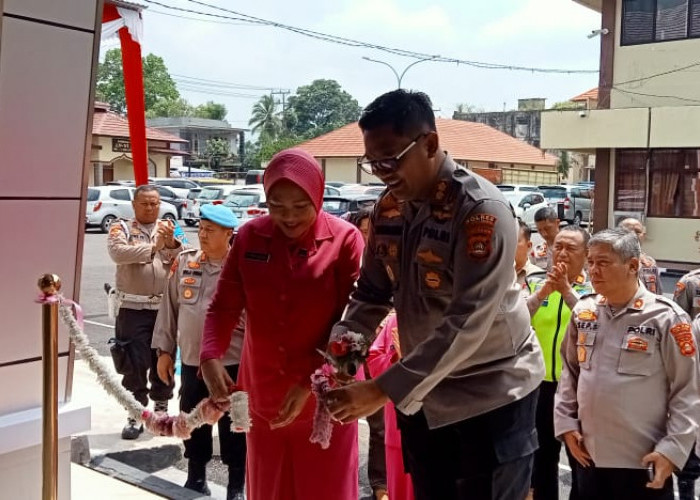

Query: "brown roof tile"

xmin=92 ymin=107 xmax=187 ymax=143
xmin=570 ymin=87 xmax=599 ymax=102
xmin=297 ymin=118 xmax=557 ymax=167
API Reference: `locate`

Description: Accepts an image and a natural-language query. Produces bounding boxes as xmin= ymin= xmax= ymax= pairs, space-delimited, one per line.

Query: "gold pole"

xmin=38 ymin=274 xmax=60 ymax=500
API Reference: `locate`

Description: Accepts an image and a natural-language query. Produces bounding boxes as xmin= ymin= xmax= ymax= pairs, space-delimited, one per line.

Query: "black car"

xmin=322 ymin=194 xmax=377 ymax=218
xmin=154 ymin=186 xmax=187 ymax=219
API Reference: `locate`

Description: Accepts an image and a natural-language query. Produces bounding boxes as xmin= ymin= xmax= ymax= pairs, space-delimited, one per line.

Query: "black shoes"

xmin=184 ymin=461 xmax=211 ymax=495
xmin=121 ymin=418 xmax=143 ymax=440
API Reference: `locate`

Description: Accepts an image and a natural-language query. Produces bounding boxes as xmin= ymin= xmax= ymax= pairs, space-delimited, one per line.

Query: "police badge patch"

xmin=465 ymin=213 xmax=497 ymax=261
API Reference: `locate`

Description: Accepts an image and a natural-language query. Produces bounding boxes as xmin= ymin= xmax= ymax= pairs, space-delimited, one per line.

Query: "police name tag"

xmin=626 ymin=325 xmax=656 ymax=336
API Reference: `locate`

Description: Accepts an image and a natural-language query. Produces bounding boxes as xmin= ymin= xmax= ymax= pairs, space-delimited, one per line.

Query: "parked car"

xmin=322 ymin=195 xmax=377 ymax=218
xmin=153 ymin=185 xmax=187 ymax=219
xmin=325 ymin=181 xmax=346 ymax=188
xmin=537 ymin=185 xmax=593 ymax=225
xmin=222 ymin=187 xmax=268 ymax=227
xmin=338 ymin=184 xmax=385 ymax=197
xmin=184 ymin=185 xmax=263 ymax=226
xmin=150 ymin=177 xmax=201 ymax=198
xmin=503 ymin=191 xmax=549 ymax=229
xmin=86 ymin=186 xmax=177 ymax=232
xmin=325 ymin=185 xmax=341 ymax=196
xmin=496 ymin=184 xmax=539 ymax=194
xmin=245 ymin=170 xmax=265 ymax=185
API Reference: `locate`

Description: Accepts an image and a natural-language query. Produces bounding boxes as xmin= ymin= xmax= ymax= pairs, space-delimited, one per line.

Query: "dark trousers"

xmin=115 ymin=308 xmax=173 ymax=406
xmin=364 ymin=365 xmax=387 ymax=492
xmin=576 ymin=465 xmax=673 ymax=500
xmin=397 ymin=388 xmax=539 ymax=500
xmin=180 ymin=364 xmax=247 ymax=488
xmin=532 ymin=381 xmax=579 ymax=500
xmin=676 ymin=447 xmax=700 ymax=500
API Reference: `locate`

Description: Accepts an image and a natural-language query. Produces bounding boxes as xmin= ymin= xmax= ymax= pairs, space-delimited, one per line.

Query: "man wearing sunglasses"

xmin=326 ymin=89 xmax=545 ymax=500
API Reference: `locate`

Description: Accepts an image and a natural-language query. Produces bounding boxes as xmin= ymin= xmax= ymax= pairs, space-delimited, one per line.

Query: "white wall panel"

xmin=0 ymin=358 xmax=70 ymax=415
xmin=0 ymin=17 xmax=93 ymax=198
xmin=4 ymin=0 xmax=98 ymax=31
xmin=0 ymin=200 xmax=80 ymax=364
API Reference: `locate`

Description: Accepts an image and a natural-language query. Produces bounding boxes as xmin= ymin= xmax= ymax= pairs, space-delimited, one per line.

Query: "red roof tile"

xmin=92 ymin=107 xmax=187 ymax=143
xmin=297 ymin=118 xmax=557 ymax=167
xmin=570 ymin=88 xmax=599 ymax=102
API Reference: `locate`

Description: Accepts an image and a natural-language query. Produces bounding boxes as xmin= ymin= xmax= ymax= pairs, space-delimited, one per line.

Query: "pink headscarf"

xmin=263 ymin=148 xmax=324 ymax=212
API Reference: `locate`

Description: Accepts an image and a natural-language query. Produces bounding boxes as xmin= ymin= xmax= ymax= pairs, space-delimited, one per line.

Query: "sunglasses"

xmin=358 ymin=133 xmax=428 ymax=175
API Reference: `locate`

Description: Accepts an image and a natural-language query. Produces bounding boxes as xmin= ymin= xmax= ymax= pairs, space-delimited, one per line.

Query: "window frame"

xmin=622 ymin=0 xmax=699 ymax=45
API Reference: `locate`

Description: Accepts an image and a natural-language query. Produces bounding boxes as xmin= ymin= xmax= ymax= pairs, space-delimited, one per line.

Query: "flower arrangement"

xmin=310 ymin=331 xmax=369 ymax=449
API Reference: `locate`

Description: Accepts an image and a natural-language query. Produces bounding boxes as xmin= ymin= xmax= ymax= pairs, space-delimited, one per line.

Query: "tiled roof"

xmin=570 ymin=88 xmax=599 ymax=102
xmin=297 ymin=118 xmax=558 ymax=167
xmin=92 ymin=105 xmax=187 ymax=143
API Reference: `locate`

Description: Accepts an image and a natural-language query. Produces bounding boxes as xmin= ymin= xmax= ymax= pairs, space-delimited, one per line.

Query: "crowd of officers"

xmin=105 ymin=88 xmax=700 ymax=500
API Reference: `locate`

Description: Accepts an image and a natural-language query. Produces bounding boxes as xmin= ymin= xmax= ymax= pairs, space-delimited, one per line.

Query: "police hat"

xmin=199 ymin=204 xmax=239 ymax=229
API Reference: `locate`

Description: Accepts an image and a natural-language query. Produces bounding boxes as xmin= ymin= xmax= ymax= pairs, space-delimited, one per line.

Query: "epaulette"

xmin=655 ymin=294 xmax=687 ymax=315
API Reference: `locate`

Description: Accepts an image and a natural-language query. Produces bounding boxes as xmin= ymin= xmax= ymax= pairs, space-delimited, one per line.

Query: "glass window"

xmin=615 ymin=150 xmax=647 ymax=211
xmin=649 ymin=149 xmax=700 ymax=217
xmin=656 ymin=0 xmax=688 ymax=40
xmin=199 ymin=188 xmax=223 ymax=200
xmin=623 ymin=0 xmax=656 ymax=44
xmin=87 ymin=188 xmax=99 ymax=201
xmin=690 ymin=0 xmax=700 ymax=36
xmin=109 ymin=189 xmax=131 ymax=201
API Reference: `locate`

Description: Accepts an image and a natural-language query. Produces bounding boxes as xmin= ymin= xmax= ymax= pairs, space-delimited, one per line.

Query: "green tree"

xmin=145 ymin=97 xmax=194 ymax=118
xmin=249 ymin=95 xmax=282 ymax=140
xmin=204 ymin=138 xmax=232 ymax=169
xmin=558 ymin=150 xmax=571 ymax=178
xmin=254 ymin=135 xmax=302 ymax=165
xmin=287 ymin=79 xmax=361 ymax=139
xmin=96 ymin=49 xmax=180 ymax=113
xmin=550 ymin=100 xmax=583 ymax=111
xmin=455 ymin=103 xmax=484 ymax=114
xmin=194 ymin=101 xmax=227 ymax=120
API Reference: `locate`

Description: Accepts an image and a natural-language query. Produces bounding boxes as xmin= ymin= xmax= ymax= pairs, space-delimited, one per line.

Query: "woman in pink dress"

xmin=200 ymin=148 xmax=363 ymax=500
xmin=367 ymin=312 xmax=415 ymax=500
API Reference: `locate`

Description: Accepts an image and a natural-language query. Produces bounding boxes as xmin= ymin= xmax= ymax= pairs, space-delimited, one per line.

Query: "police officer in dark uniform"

xmin=325 ymin=89 xmax=545 ymax=500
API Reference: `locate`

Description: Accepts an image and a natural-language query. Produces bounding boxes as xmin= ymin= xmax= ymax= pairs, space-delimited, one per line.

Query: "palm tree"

xmin=249 ymin=95 xmax=282 ymax=140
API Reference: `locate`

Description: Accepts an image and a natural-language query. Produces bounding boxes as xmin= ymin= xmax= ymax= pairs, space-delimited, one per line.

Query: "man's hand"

xmin=563 ymin=431 xmax=592 ymax=467
xmin=325 ymin=380 xmax=389 ymax=424
xmin=158 ymin=220 xmax=178 ymax=249
xmin=201 ymin=358 xmax=234 ymax=403
xmin=549 ymin=263 xmax=571 ymax=295
xmin=156 ymin=353 xmax=174 ymax=384
xmin=642 ymin=451 xmax=674 ymax=489
xmin=269 ymin=384 xmax=311 ymax=429
xmin=152 ymin=232 xmax=166 ymax=253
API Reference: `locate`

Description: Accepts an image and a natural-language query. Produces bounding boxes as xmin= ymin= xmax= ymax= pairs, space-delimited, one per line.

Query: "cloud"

xmin=479 ymin=0 xmax=601 ymax=41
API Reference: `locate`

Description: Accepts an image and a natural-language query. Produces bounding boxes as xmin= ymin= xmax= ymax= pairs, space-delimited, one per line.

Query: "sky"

xmin=109 ymin=0 xmax=603 ymax=130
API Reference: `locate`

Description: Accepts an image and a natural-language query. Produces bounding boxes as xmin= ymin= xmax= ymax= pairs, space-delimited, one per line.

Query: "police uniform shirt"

xmin=554 ymin=286 xmax=700 ymax=470
xmin=153 ymin=249 xmax=243 ymax=366
xmin=335 ymin=155 xmax=545 ymax=429
xmin=674 ymin=268 xmax=700 ymax=320
xmin=517 ymin=260 xmax=545 ymax=288
xmin=639 ymin=252 xmax=663 ymax=295
xmin=107 ymin=218 xmax=186 ymax=309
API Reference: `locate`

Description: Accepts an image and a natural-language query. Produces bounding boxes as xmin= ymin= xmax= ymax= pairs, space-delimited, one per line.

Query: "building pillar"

xmin=94 ymin=162 xmax=103 ymax=186
xmin=593 ymin=148 xmax=611 ymax=232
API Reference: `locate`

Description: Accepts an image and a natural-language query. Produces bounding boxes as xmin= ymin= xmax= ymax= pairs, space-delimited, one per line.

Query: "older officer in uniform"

xmin=530 ymin=207 xmax=560 ymax=272
xmin=555 ymin=229 xmax=700 ymax=500
xmin=618 ymin=217 xmax=663 ymax=295
xmin=516 ymin=219 xmax=545 ymax=289
xmin=526 ymin=225 xmax=592 ymax=500
xmin=108 ymin=184 xmax=185 ymax=439
xmin=152 ymin=204 xmax=246 ymax=499
xmin=674 ymin=268 xmax=700 ymax=320
xmin=325 ymin=89 xmax=545 ymax=500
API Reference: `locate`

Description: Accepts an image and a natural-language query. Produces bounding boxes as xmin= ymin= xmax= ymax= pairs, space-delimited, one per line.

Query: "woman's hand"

xmin=269 ymin=384 xmax=311 ymax=429
xmin=201 ymin=358 xmax=234 ymax=403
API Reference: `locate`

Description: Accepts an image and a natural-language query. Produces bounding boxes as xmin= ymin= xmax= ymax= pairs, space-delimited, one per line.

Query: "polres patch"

xmin=670 ymin=323 xmax=696 ymax=357
xmin=465 ymin=213 xmax=497 ymax=261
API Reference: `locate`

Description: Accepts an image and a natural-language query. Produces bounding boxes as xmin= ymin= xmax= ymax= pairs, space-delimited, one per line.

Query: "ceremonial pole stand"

xmin=38 ymin=274 xmax=60 ymax=500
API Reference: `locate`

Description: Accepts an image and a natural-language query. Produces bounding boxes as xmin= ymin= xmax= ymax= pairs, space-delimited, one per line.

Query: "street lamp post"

xmin=362 ymin=56 xmax=438 ymax=88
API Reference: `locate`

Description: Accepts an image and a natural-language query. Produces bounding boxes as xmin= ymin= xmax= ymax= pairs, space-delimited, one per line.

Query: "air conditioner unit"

xmin=613 ymin=211 xmax=646 ymax=228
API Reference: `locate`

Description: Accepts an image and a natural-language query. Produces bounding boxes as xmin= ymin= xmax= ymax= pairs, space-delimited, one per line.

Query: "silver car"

xmin=86 ymin=186 xmax=178 ymax=232
xmin=537 ymin=185 xmax=593 ymax=225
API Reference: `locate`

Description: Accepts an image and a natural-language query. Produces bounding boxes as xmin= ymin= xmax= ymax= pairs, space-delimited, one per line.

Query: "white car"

xmin=185 ymin=185 xmax=265 ymax=226
xmin=86 ymin=186 xmax=178 ymax=232
xmin=503 ymin=191 xmax=549 ymax=229
xmin=222 ymin=186 xmax=267 ymax=227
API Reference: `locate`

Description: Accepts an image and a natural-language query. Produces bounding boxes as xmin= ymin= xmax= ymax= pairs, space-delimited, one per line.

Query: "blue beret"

xmin=200 ymin=204 xmax=239 ymax=229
